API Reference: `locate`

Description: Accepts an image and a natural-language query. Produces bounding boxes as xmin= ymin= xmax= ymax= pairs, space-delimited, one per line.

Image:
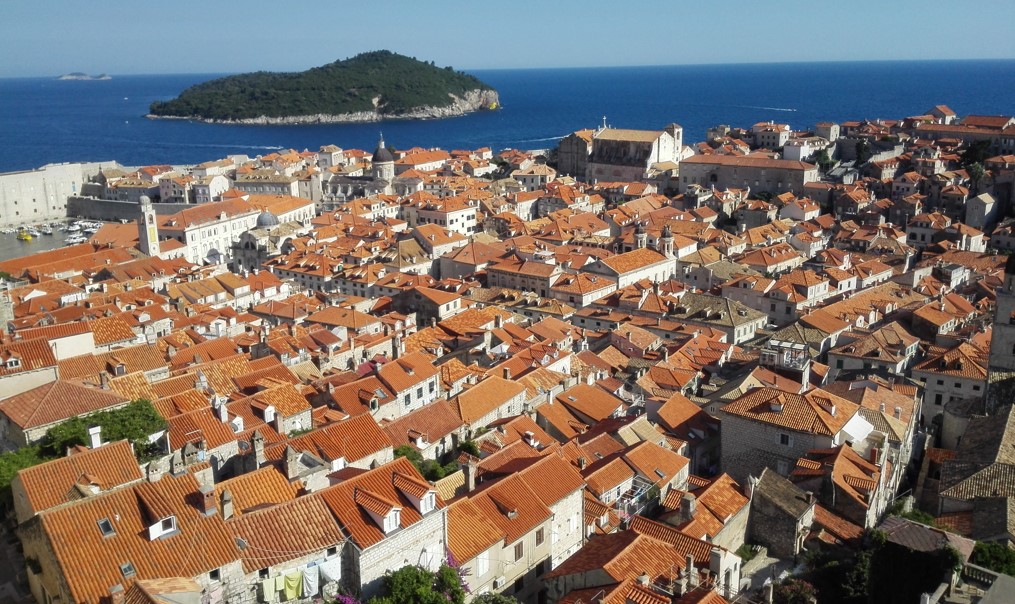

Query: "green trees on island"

xmin=149 ymin=51 xmax=495 ymax=121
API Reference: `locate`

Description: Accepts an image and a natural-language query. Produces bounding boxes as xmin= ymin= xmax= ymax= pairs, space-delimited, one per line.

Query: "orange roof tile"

xmin=0 ymin=380 xmax=129 ymax=430
xmin=14 ymin=440 xmax=143 ymax=517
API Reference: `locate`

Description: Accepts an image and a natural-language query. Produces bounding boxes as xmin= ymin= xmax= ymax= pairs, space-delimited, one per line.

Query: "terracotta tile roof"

xmin=470 ymin=473 xmax=552 ymax=544
xmin=545 ymin=523 xmax=711 ymax=588
xmin=382 ymin=399 xmax=463 ymax=449
xmin=305 ymin=306 xmax=380 ymax=330
xmin=792 ymin=445 xmax=880 ymax=510
xmin=813 ymin=503 xmax=865 ymax=545
xmin=0 ymin=337 xmax=57 ymax=376
xmin=240 ymin=383 xmax=311 ymax=418
xmin=913 ymin=342 xmax=989 ymax=380
xmin=108 ymin=372 xmax=160 ymax=403
xmin=621 ymin=441 xmax=689 ymax=487
xmin=558 ymin=579 xmax=672 ymax=604
xmin=556 ymin=383 xmax=624 ymax=423
xmin=89 ymin=316 xmax=140 ymax=346
xmin=166 ymin=407 xmax=238 ymax=451
xmin=38 ymin=472 xmax=241 ymax=604
xmin=212 ymin=466 xmax=298 ymax=518
xmin=14 ymin=440 xmax=143 ymax=517
xmin=318 ymin=457 xmax=443 ymax=550
xmin=0 ymin=380 xmax=129 ymax=430
xmin=446 ymin=498 xmax=505 ymax=563
xmin=376 ymin=351 xmax=439 ymax=393
xmin=536 ymin=399 xmax=587 ymax=442
xmin=585 ymin=457 xmax=636 ymax=497
xmin=266 ymin=413 xmax=392 ymax=465
xmin=720 ymin=387 xmax=859 ymax=436
xmin=228 ymin=493 xmax=343 ymax=573
xmin=599 ymin=248 xmax=670 ymax=274
xmin=453 ymin=376 xmax=526 ymax=424
xmin=122 ymin=577 xmax=202 ymax=604
xmin=515 ymin=452 xmax=585 ymax=507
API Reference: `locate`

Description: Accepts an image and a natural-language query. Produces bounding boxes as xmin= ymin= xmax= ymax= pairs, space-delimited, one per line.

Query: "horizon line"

xmin=2 ymin=56 xmax=1014 ymax=80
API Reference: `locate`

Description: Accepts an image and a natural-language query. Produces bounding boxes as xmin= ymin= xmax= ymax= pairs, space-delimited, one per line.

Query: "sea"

xmin=1 ymin=60 xmax=1014 ymax=175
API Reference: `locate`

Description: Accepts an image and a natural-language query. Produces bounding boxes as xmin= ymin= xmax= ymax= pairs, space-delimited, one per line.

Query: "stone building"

xmin=557 ymin=123 xmax=683 ymax=182
xmin=718 ymin=387 xmax=874 ymax=483
xmin=0 ymin=161 xmax=117 ymax=228
xmin=987 ymin=256 xmax=1015 ymax=414
xmin=748 ymin=468 xmax=816 ymax=558
xmin=679 ymin=155 xmax=819 ymax=196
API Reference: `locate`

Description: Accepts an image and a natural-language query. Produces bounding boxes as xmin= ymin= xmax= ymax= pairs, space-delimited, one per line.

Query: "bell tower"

xmin=137 ymin=195 xmax=161 ymax=257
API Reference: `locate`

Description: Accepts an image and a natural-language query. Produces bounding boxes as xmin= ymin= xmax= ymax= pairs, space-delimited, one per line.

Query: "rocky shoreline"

xmin=147 ymin=88 xmax=500 ymax=125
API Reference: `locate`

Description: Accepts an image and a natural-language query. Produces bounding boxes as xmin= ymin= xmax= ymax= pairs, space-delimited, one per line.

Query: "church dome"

xmin=256 ymin=210 xmax=280 ymax=228
xmin=372 ymin=136 xmax=394 ymax=164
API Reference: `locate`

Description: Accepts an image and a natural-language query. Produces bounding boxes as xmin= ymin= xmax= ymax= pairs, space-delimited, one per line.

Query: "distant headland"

xmin=58 ymin=72 xmax=112 ymax=81
xmin=147 ymin=50 xmax=500 ymax=125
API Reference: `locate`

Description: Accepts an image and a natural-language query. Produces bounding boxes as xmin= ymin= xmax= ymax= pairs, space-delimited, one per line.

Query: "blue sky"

xmin=2 ymin=0 xmax=1014 ymax=77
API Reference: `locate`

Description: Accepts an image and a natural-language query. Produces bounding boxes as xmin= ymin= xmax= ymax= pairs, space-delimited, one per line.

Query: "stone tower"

xmin=137 ymin=195 xmax=160 ymax=257
xmin=634 ymin=222 xmax=648 ymax=250
xmin=659 ymin=223 xmax=675 ymax=257
xmin=371 ymin=135 xmax=395 ymax=182
xmin=986 ymin=255 xmax=1015 ymax=413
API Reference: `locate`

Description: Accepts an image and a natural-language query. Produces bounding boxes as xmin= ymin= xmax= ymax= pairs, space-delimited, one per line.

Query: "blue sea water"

xmin=0 ymin=60 xmax=1013 ymax=173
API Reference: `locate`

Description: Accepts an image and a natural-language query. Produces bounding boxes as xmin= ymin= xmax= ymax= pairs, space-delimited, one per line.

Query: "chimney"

xmin=805 ymin=491 xmax=815 ymax=505
xmin=502 ymin=367 xmax=511 ymax=380
xmin=88 ymin=426 xmax=102 ymax=449
xmin=285 ymin=445 xmax=300 ymax=480
xmin=99 ymin=371 xmax=110 ymax=390
xmin=463 ymin=458 xmax=477 ymax=493
xmin=681 ymin=493 xmax=697 ymax=521
xmin=494 ymin=314 xmax=504 ymax=329
xmin=109 ymin=584 xmax=125 ymax=604
xmin=685 ymin=554 xmax=698 ymax=587
xmin=198 ymin=484 xmax=217 ymax=516
xmin=221 ymin=489 xmax=234 ymax=520
xmin=578 ymin=456 xmax=587 ymax=470
xmin=170 ymin=450 xmax=185 ymax=476
xmin=894 ymin=406 xmax=902 ymax=419
xmin=869 ymin=447 xmax=879 ymax=464
xmin=252 ymin=431 xmax=266 ymax=468
xmin=216 ymin=399 xmax=228 ymax=423
xmin=764 ymin=582 xmax=775 ymax=604
xmin=637 ymin=572 xmax=650 ymax=586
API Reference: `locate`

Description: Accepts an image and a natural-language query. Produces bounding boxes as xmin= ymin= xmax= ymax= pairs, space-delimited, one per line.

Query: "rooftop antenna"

xmin=602 ymin=115 xmax=608 ymax=130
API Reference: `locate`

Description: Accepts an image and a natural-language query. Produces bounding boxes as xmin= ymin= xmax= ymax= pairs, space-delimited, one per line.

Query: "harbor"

xmin=0 ymin=220 xmax=105 ymax=263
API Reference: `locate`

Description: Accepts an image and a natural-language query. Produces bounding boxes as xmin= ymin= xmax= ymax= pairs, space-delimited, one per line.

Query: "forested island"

xmin=147 ymin=51 xmax=500 ymax=124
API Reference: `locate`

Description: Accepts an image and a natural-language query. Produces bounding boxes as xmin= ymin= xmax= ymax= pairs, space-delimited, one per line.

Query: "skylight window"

xmin=98 ymin=518 xmax=115 ymax=537
xmin=120 ymin=562 xmax=136 ymax=578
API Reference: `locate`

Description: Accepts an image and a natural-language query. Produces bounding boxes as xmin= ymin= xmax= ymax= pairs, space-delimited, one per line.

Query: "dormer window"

xmin=5 ymin=358 xmax=20 ymax=369
xmin=147 ymin=515 xmax=178 ymax=540
xmin=420 ymin=492 xmax=436 ymax=515
xmin=383 ymin=509 xmax=401 ymax=533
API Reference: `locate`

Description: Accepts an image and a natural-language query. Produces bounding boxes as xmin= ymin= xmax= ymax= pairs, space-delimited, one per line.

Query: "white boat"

xmin=40 ymin=226 xmax=53 ymax=235
xmin=66 ymin=224 xmax=81 ymax=232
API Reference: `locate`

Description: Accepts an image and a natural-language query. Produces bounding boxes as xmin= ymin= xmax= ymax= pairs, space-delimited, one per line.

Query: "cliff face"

xmin=149 ymin=88 xmax=499 ymax=125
